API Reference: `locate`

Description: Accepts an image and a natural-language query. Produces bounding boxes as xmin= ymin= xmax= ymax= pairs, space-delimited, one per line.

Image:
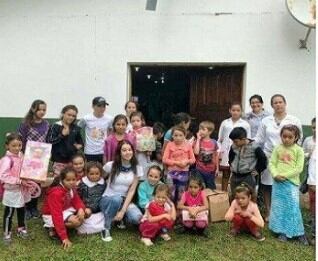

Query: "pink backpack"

xmin=0 ymin=156 xmax=14 ymax=200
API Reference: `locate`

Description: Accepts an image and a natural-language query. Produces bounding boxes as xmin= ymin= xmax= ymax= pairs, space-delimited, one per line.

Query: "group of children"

xmin=0 ymin=95 xmax=315 ymax=249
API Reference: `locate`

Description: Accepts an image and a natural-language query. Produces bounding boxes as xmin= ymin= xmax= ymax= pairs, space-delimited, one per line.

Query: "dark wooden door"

xmin=189 ymin=66 xmax=244 ymax=136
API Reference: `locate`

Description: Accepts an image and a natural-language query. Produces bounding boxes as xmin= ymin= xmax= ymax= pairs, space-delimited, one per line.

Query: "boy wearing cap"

xmin=78 ymin=97 xmax=113 ymax=164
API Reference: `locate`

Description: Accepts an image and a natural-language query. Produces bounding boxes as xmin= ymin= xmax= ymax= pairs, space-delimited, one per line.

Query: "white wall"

xmin=0 ymin=0 xmax=315 ymax=123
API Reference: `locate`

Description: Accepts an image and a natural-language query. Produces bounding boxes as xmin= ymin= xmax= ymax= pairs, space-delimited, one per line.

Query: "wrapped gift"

xmin=205 ymin=189 xmax=230 ymax=222
xmin=20 ymin=141 xmax=52 ymax=182
xmin=135 ymin=127 xmax=156 ymax=152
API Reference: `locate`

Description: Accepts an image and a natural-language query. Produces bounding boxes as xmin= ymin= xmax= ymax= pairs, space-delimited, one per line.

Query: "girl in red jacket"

xmin=42 ymin=167 xmax=86 ymax=249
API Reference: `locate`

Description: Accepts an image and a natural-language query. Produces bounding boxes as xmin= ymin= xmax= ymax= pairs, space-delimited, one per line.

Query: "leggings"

xmin=3 ymin=206 xmax=25 ymax=235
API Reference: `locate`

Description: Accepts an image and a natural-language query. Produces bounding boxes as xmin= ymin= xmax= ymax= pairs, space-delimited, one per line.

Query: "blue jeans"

xmin=196 ymin=169 xmax=216 ymax=190
xmin=99 ymin=195 xmax=142 ymax=230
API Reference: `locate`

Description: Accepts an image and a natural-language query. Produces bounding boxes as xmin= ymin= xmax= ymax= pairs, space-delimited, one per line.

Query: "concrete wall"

xmin=0 ymin=0 xmax=315 ymax=123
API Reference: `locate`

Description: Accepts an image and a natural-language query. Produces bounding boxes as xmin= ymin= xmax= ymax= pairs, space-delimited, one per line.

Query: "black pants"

xmin=230 ymin=173 xmax=256 ymax=198
xmin=26 ymin=197 xmax=38 ymax=210
xmin=3 ymin=206 xmax=25 ymax=235
xmin=85 ymin=154 xmax=103 ymax=164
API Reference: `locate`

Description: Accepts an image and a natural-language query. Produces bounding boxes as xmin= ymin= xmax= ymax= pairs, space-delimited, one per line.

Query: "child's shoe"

xmin=277 ymin=233 xmax=288 ymax=242
xmin=230 ymin=228 xmax=239 ymax=237
xmin=25 ymin=209 xmax=33 ymax=220
xmin=3 ymin=233 xmax=12 ymax=245
xmin=141 ymin=237 xmax=153 ymax=246
xmin=31 ymin=208 xmax=40 ymax=219
xmin=17 ymin=228 xmax=29 ymax=239
xmin=116 ymin=220 xmax=126 ymax=230
xmin=298 ymin=235 xmax=309 ymax=246
xmin=101 ymin=229 xmax=112 ymax=242
xmin=160 ymin=233 xmax=171 ymax=241
xmin=253 ymin=232 xmax=265 ymax=242
xmin=199 ymin=229 xmax=210 ymax=238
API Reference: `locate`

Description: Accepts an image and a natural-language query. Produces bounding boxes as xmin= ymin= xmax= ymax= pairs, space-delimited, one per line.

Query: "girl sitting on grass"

xmin=42 ymin=167 xmax=86 ymax=249
xmin=139 ymin=184 xmax=176 ymax=246
xmin=225 ymin=183 xmax=265 ymax=241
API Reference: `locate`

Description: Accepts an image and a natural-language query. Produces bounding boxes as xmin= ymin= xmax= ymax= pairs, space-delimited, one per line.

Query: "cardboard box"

xmin=205 ymin=189 xmax=230 ymax=222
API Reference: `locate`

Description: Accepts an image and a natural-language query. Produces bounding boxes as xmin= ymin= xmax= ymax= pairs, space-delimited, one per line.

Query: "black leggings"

xmin=3 ymin=206 xmax=25 ymax=235
xmin=26 ymin=197 xmax=38 ymax=210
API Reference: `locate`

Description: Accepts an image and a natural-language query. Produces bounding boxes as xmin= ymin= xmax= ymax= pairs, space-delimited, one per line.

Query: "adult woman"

xmin=46 ymin=105 xmax=83 ymax=176
xmin=255 ymin=94 xmax=302 ymax=221
xmin=99 ymin=140 xmax=143 ymax=242
xmin=245 ymin=95 xmax=270 ymax=138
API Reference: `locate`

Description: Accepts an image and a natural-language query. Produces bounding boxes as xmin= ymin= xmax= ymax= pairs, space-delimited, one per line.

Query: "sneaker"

xmin=31 ymin=208 xmax=40 ymax=219
xmin=253 ymin=232 xmax=265 ymax=242
xmin=199 ymin=229 xmax=210 ymax=238
xmin=141 ymin=237 xmax=153 ymax=246
xmin=230 ymin=228 xmax=239 ymax=237
xmin=101 ymin=229 xmax=112 ymax=242
xmin=298 ymin=235 xmax=309 ymax=246
xmin=116 ymin=220 xmax=126 ymax=230
xmin=17 ymin=229 xmax=29 ymax=239
xmin=25 ymin=209 xmax=33 ymax=220
xmin=160 ymin=233 xmax=171 ymax=241
xmin=3 ymin=233 xmax=12 ymax=245
xmin=278 ymin=233 xmax=288 ymax=242
xmin=47 ymin=228 xmax=58 ymax=240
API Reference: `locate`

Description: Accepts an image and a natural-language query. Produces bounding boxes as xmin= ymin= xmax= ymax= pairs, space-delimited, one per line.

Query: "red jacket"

xmin=42 ymin=185 xmax=85 ymax=241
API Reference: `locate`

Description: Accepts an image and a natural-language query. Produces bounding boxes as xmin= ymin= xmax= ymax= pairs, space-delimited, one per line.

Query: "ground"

xmin=0 ymin=206 xmax=315 ymax=261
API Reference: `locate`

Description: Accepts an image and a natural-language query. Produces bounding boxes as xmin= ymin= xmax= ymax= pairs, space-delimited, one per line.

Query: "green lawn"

xmin=0 ymin=206 xmax=315 ymax=261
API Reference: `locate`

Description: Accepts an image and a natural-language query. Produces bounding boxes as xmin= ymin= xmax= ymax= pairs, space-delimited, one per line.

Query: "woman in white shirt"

xmin=255 ymin=94 xmax=302 ymax=221
xmin=100 ymin=140 xmax=143 ymax=242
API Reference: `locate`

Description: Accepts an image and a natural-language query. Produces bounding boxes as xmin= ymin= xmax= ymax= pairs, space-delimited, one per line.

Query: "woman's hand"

xmin=62 ymin=239 xmax=72 ymax=249
xmin=114 ymin=210 xmax=125 ymax=221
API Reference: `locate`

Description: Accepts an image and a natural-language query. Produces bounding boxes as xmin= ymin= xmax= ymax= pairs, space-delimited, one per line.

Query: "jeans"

xmin=196 ymin=169 xmax=216 ymax=190
xmin=99 ymin=195 xmax=142 ymax=230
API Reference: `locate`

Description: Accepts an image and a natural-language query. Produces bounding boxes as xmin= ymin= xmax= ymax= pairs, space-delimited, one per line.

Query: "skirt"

xmin=269 ymin=180 xmax=305 ymax=238
xmin=77 ymin=212 xmax=105 ymax=234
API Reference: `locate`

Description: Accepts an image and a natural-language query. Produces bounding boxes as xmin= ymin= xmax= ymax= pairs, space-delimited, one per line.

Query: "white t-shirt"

xmin=78 ymin=113 xmax=113 ymax=155
xmin=302 ymin=136 xmax=315 ymax=158
xmin=307 ymin=147 xmax=316 ymax=186
xmin=102 ymin=161 xmax=143 ymax=197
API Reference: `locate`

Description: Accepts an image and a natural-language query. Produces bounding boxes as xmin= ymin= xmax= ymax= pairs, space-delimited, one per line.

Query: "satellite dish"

xmin=286 ymin=0 xmax=316 ymax=28
xmin=146 ymin=0 xmax=158 ymax=11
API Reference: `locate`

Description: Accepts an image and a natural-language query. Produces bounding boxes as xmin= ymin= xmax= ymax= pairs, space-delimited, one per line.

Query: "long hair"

xmin=23 ymin=100 xmax=46 ymax=127
xmin=109 ymin=140 xmax=138 ymax=183
xmin=280 ymin=124 xmax=301 ymax=143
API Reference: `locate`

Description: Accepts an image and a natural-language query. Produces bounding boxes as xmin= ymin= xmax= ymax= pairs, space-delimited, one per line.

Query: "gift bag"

xmin=205 ymin=189 xmax=230 ymax=222
xmin=20 ymin=141 xmax=52 ymax=182
xmin=135 ymin=127 xmax=156 ymax=152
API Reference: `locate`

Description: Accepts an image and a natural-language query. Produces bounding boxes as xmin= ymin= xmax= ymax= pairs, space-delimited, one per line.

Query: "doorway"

xmin=130 ymin=64 xmax=245 ymax=135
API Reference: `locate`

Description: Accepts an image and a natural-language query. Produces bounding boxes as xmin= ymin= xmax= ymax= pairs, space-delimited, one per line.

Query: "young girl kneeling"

xmin=42 ymin=167 xmax=86 ymax=249
xmin=225 ymin=183 xmax=265 ymax=241
xmin=178 ymin=174 xmax=209 ymax=236
xmin=139 ymin=184 xmax=176 ymax=246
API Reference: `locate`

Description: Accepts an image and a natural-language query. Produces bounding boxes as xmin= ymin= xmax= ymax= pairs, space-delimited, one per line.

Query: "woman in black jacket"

xmin=47 ymin=105 xmax=84 ymax=176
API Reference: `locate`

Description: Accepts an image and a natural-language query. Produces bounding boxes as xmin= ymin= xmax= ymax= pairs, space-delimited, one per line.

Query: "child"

xmin=100 ymin=140 xmax=143 ymax=242
xmin=178 ymin=174 xmax=209 ymax=236
xmin=151 ymin=122 xmax=166 ymax=168
xmin=78 ymin=97 xmax=113 ymax=164
xmin=139 ymin=184 xmax=176 ymax=246
xmin=218 ymin=102 xmax=251 ymax=191
xmin=130 ymin=111 xmax=151 ymax=179
xmin=303 ymin=117 xmax=316 ymax=158
xmin=0 ymin=133 xmax=32 ymax=244
xmin=71 ymin=153 xmax=86 ymax=185
xmin=46 ymin=105 xmax=84 ymax=176
xmin=225 ymin=183 xmax=265 ymax=241
xmin=124 ymin=100 xmax=138 ymax=133
xmin=138 ymin=165 xmax=163 ymax=211
xmin=193 ymin=121 xmax=219 ymax=190
xmin=42 ymin=167 xmax=86 ymax=249
xmin=103 ymin=114 xmax=135 ymax=163
xmin=269 ymin=125 xmax=308 ymax=244
xmin=163 ymin=126 xmax=196 ymax=204
xmin=162 ymin=112 xmax=192 ymax=153
xmin=77 ymin=161 xmax=106 ymax=235
xmin=228 ymin=127 xmax=267 ymax=197
xmin=18 ymin=99 xmax=49 ymax=219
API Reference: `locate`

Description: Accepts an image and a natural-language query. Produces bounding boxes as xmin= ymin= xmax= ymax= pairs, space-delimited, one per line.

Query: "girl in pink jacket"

xmin=0 ymin=133 xmax=33 ymax=244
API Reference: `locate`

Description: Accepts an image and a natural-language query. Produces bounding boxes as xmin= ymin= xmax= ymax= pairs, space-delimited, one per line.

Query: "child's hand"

xmin=84 ymin=208 xmax=92 ymax=218
xmin=240 ymin=211 xmax=252 ymax=218
xmin=251 ymin=170 xmax=258 ymax=177
xmin=62 ymin=239 xmax=72 ymax=249
xmin=196 ymin=132 xmax=201 ymax=140
xmin=164 ymin=213 xmax=172 ymax=221
xmin=74 ymin=143 xmax=83 ymax=150
xmin=21 ymin=179 xmax=33 ymax=187
xmin=274 ymin=175 xmax=286 ymax=182
xmin=77 ymin=209 xmax=85 ymax=222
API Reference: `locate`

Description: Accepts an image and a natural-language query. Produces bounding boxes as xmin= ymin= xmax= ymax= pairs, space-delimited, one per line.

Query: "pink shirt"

xmin=163 ymin=141 xmax=196 ymax=171
xmin=103 ymin=133 xmax=136 ymax=163
xmin=0 ymin=151 xmax=23 ymax=189
xmin=181 ymin=190 xmax=205 ymax=207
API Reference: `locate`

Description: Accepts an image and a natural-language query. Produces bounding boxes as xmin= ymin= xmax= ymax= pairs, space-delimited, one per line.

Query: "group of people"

xmin=0 ymin=94 xmax=315 ymax=249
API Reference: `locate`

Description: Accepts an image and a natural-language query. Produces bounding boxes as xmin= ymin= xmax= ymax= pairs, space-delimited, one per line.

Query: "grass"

xmin=0 ymin=205 xmax=315 ymax=261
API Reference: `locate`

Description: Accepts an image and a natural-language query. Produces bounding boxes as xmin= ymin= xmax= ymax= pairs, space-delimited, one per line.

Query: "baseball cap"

xmin=92 ymin=96 xmax=109 ymax=106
